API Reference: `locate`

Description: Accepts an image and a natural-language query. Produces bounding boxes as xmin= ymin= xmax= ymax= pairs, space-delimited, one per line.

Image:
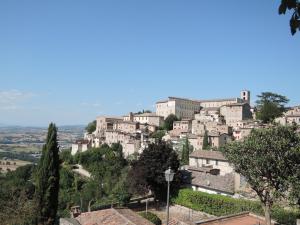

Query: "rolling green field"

xmin=0 ymin=144 xmax=42 ymax=153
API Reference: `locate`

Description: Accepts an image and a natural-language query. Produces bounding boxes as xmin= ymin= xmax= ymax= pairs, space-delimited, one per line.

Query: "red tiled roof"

xmin=76 ymin=208 xmax=154 ymax=225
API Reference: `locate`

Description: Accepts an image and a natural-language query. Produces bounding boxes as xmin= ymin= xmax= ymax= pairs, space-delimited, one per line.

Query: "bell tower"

xmin=241 ymin=90 xmax=250 ymax=104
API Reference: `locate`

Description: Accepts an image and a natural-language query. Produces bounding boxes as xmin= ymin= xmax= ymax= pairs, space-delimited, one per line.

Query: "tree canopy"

xmin=221 ymin=125 xmax=300 ymax=225
xmin=85 ymin=120 xmax=96 ymax=134
xmin=255 ymin=92 xmax=289 ymax=123
xmin=279 ymin=0 xmax=300 ymax=35
xmin=164 ymin=114 xmax=179 ymax=131
xmin=128 ymin=141 xmax=180 ymax=201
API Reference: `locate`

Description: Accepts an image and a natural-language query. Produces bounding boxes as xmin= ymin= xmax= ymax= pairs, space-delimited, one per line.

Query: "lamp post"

xmin=165 ymin=167 xmax=175 ymax=225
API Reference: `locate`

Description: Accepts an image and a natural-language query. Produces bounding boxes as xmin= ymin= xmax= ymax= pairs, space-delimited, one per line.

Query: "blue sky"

xmin=0 ymin=0 xmax=299 ymax=126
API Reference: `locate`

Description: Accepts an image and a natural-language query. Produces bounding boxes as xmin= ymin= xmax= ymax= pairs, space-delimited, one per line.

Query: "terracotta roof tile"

xmin=189 ymin=150 xmax=227 ymax=161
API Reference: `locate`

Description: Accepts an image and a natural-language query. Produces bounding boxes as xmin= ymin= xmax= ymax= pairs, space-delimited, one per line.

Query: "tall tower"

xmin=241 ymin=90 xmax=250 ymax=104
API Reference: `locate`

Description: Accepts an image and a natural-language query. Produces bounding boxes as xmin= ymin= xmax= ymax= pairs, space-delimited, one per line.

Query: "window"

xmin=216 ymin=160 xmax=218 ymax=166
xmin=206 ymin=159 xmax=210 ymax=164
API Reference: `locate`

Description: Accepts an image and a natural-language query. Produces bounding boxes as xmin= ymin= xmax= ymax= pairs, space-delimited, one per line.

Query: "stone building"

xmin=123 ymin=112 xmax=164 ymax=127
xmin=199 ymin=90 xmax=250 ymax=108
xmin=233 ymin=127 xmax=252 ymax=141
xmin=113 ymin=121 xmax=139 ymax=134
xmin=156 ymin=90 xmax=251 ymax=120
xmin=220 ymin=103 xmax=252 ymax=126
xmin=275 ymin=106 xmax=300 ymax=125
xmin=94 ymin=116 xmax=123 ymax=136
xmin=156 ymin=96 xmax=201 ymax=119
xmin=205 ymin=121 xmax=232 ymax=135
xmin=187 ymin=131 xmax=230 ymax=151
xmin=189 ymin=150 xmax=234 ymax=175
xmin=173 ymin=119 xmax=192 ymax=133
xmin=188 ymin=134 xmax=204 ymax=151
xmin=71 ymin=140 xmax=91 ymax=155
xmin=191 ymin=120 xmax=206 ymax=135
xmin=187 ymin=150 xmax=242 ymax=196
xmin=104 ymin=130 xmax=141 ymax=156
xmin=194 ymin=108 xmax=222 ymax=123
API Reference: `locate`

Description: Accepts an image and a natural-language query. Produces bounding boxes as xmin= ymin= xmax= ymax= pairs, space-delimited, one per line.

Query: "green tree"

xmin=150 ymin=130 xmax=166 ymax=141
xmin=85 ymin=120 xmax=96 ymax=134
xmin=202 ymin=131 xmax=210 ymax=150
xmin=128 ymin=141 xmax=180 ymax=201
xmin=279 ymin=0 xmax=300 ymax=35
xmin=36 ymin=123 xmax=60 ymax=225
xmin=221 ymin=125 xmax=300 ymax=225
xmin=0 ymin=164 xmax=37 ymax=225
xmin=181 ymin=137 xmax=193 ymax=165
xmin=111 ymin=167 xmax=131 ymax=206
xmin=163 ymin=114 xmax=178 ymax=131
xmin=255 ymin=92 xmax=289 ymax=123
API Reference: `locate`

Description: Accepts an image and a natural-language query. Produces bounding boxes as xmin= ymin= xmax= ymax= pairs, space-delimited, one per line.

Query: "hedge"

xmin=139 ymin=211 xmax=162 ymax=225
xmin=172 ymin=189 xmax=300 ymax=225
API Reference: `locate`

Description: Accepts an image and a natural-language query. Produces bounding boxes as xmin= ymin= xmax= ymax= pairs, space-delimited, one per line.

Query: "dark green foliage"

xmin=60 ymin=149 xmax=73 ymax=164
xmin=221 ymin=125 xmax=300 ymax=225
xmin=173 ymin=189 xmax=300 ymax=225
xmin=85 ymin=120 xmax=96 ymax=134
xmin=128 ymin=141 xmax=180 ymax=201
xmin=36 ymin=123 xmax=60 ymax=225
xmin=164 ymin=114 xmax=179 ymax=131
xmin=139 ymin=212 xmax=162 ymax=225
xmin=0 ymin=164 xmax=37 ymax=225
xmin=150 ymin=130 xmax=166 ymax=140
xmin=181 ymin=137 xmax=193 ymax=165
xmin=202 ymin=130 xmax=210 ymax=150
xmin=279 ymin=0 xmax=300 ymax=35
xmin=136 ymin=109 xmax=152 ymax=114
xmin=111 ymin=167 xmax=132 ymax=206
xmin=255 ymin=92 xmax=289 ymax=123
xmin=0 ymin=151 xmax=39 ymax=163
xmin=72 ymin=144 xmax=129 ymax=210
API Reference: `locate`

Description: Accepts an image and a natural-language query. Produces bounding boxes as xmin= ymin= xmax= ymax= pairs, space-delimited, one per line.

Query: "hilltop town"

xmin=71 ymin=89 xmax=300 ymax=200
xmin=72 ymin=90 xmax=255 ymax=156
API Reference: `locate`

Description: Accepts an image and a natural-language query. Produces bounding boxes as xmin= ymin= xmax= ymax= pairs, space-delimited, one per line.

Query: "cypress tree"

xmin=181 ymin=137 xmax=191 ymax=165
xmin=36 ymin=123 xmax=60 ymax=225
xmin=203 ymin=131 xmax=210 ymax=150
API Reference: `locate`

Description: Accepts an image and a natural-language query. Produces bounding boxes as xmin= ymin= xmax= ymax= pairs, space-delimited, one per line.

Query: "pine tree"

xmin=36 ymin=123 xmax=60 ymax=225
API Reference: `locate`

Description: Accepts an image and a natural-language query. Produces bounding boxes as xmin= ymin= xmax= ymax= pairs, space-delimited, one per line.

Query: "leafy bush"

xmin=172 ymin=189 xmax=300 ymax=225
xmin=139 ymin=211 xmax=162 ymax=225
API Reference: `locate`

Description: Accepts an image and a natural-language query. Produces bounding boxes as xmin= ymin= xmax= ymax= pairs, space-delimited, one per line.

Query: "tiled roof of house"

xmin=189 ymin=150 xmax=227 ymax=161
xmin=198 ymin=98 xmax=238 ymax=103
xmin=222 ymin=102 xmax=249 ymax=107
xmin=188 ymin=169 xmax=235 ymax=194
xmin=134 ymin=112 xmax=161 ymax=117
xmin=75 ymin=208 xmax=154 ymax=225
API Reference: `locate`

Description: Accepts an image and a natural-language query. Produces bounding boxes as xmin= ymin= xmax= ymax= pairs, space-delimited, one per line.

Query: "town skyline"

xmin=0 ymin=84 xmax=299 ymax=127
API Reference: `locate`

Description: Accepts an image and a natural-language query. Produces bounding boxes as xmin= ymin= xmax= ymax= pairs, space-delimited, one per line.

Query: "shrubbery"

xmin=172 ymin=189 xmax=300 ymax=225
xmin=139 ymin=211 xmax=162 ymax=225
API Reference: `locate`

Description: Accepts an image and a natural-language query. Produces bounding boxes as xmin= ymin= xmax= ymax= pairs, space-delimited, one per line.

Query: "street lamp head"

xmin=164 ymin=166 xmax=175 ymax=182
